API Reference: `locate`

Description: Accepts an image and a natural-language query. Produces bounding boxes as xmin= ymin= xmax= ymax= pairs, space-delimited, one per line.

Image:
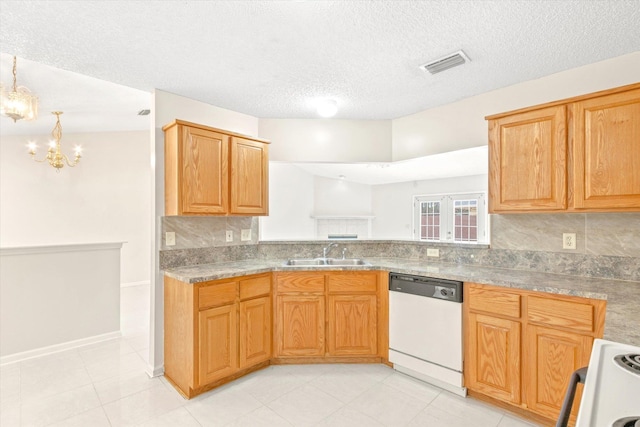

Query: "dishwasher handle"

xmin=389 ymin=273 xmax=463 ymax=303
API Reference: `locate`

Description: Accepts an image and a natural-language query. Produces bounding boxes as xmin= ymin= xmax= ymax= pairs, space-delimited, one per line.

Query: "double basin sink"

xmin=283 ymin=258 xmax=371 ymax=267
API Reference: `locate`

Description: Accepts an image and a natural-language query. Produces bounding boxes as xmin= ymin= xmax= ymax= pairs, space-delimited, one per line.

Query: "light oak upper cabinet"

xmin=487 ymin=83 xmax=640 ymax=213
xmin=571 ymin=87 xmax=640 ymax=209
xmin=489 ymin=106 xmax=567 ymax=212
xmin=164 ymin=120 xmax=269 ymax=216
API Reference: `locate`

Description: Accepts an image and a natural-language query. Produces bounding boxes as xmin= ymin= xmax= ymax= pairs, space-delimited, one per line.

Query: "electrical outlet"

xmin=165 ymin=232 xmax=176 ymax=246
xmin=563 ymin=233 xmax=577 ymax=250
xmin=226 ymin=230 xmax=233 ymax=242
xmin=427 ymin=248 xmax=439 ymax=257
xmin=241 ymin=229 xmax=251 ymax=241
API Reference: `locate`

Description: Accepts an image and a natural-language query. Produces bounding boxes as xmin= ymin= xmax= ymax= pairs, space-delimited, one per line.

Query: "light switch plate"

xmin=226 ymin=230 xmax=233 ymax=242
xmin=165 ymin=232 xmax=176 ymax=246
xmin=427 ymin=248 xmax=439 ymax=257
xmin=241 ymin=229 xmax=251 ymax=241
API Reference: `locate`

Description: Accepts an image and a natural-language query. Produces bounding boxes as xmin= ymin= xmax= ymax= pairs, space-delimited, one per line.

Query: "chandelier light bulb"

xmin=27 ymin=112 xmax=82 ymax=172
xmin=317 ymin=99 xmax=338 ymax=118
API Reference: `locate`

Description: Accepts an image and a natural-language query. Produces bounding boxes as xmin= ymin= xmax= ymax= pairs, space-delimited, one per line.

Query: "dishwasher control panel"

xmin=389 ymin=273 xmax=463 ymax=303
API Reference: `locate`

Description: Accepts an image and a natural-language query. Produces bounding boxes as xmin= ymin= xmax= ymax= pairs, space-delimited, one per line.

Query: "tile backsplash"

xmin=491 ymin=213 xmax=640 ymax=258
xmin=160 ymin=213 xmax=640 ymax=281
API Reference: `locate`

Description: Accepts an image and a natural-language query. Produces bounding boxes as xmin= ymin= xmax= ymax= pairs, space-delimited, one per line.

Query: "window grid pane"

xmin=420 ymin=201 xmax=440 ymax=240
xmin=453 ymin=199 xmax=478 ymax=242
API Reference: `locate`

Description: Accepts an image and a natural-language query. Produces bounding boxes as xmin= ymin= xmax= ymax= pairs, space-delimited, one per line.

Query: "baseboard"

xmin=146 ymin=362 xmax=165 ymax=378
xmin=0 ymin=330 xmax=121 ymax=366
xmin=121 ymin=280 xmax=150 ymax=288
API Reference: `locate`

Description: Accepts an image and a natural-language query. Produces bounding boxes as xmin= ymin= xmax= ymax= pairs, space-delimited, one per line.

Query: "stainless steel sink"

xmin=283 ymin=259 xmax=327 ymax=266
xmin=283 ymin=258 xmax=371 ymax=267
xmin=326 ymin=259 xmax=369 ymax=266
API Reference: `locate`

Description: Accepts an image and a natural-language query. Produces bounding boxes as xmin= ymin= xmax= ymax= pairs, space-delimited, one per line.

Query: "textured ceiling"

xmin=1 ymin=0 xmax=639 ymax=130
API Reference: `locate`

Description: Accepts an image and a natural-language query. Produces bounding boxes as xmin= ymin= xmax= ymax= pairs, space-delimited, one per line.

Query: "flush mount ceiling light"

xmin=317 ymin=99 xmax=338 ymax=118
xmin=0 ymin=56 xmax=39 ymax=122
xmin=420 ymin=50 xmax=470 ymax=75
xmin=27 ymin=112 xmax=82 ymax=172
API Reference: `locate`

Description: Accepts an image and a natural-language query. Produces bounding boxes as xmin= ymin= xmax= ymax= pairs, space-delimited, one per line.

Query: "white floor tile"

xmin=1 ymin=401 xmax=21 ymax=426
xmin=78 ymin=338 xmax=136 ymax=364
xmin=226 ymin=405 xmax=293 ymax=427
xmin=309 ymin=369 xmax=380 ymax=403
xmin=348 ymin=383 xmax=429 ymax=427
xmin=20 ymin=364 xmax=92 ymax=402
xmin=93 ymin=370 xmax=162 ymax=404
xmin=46 ymin=406 xmax=111 ymax=427
xmin=19 ymin=350 xmax=83 ymax=377
xmin=84 ymin=351 xmax=147 ymax=383
xmin=315 ymin=406 xmax=384 ymax=427
xmin=427 ymin=391 xmax=505 ymax=426
xmin=233 ymin=367 xmax=306 ymax=404
xmin=102 ymin=383 xmax=185 ymax=427
xmin=267 ymin=384 xmax=343 ymax=426
xmin=20 ymin=383 xmax=101 ymax=427
xmin=382 ymin=371 xmax=442 ymax=404
xmin=138 ymin=406 xmax=202 ymax=427
xmin=498 ymin=413 xmax=542 ymax=427
xmin=185 ymin=387 xmax=262 ymax=427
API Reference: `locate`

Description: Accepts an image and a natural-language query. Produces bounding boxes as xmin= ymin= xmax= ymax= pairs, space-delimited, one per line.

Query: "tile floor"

xmin=1 ymin=284 xmax=541 ymax=427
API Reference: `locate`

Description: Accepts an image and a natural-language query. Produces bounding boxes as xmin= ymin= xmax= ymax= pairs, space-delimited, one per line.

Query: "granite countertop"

xmin=163 ymin=257 xmax=640 ymax=346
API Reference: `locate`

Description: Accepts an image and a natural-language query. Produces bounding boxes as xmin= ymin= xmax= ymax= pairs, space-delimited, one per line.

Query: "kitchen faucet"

xmin=322 ymin=242 xmax=339 ymax=259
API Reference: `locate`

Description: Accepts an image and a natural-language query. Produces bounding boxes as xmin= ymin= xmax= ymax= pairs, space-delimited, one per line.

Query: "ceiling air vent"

xmin=420 ymin=50 xmax=470 ymax=75
xmin=137 ymin=109 xmax=151 ymax=116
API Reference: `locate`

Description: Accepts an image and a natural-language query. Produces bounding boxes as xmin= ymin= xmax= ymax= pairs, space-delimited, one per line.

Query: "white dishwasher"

xmin=388 ymin=272 xmax=466 ymax=396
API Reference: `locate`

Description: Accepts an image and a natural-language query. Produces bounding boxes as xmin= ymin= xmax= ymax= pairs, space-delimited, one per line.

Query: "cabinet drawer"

xmin=527 ymin=296 xmax=593 ymax=332
xmin=468 ymin=286 xmax=521 ymax=318
xmin=327 ymin=273 xmax=377 ymax=293
xmin=199 ymin=281 xmax=237 ymax=309
xmin=240 ymin=275 xmax=271 ymax=300
xmin=276 ymin=273 xmax=325 ymax=293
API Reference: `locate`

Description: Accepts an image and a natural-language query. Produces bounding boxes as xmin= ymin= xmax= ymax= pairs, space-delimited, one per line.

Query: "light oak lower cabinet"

xmin=164 ymin=273 xmax=271 ymax=398
xmin=273 ymin=271 xmax=387 ymax=362
xmin=198 ymin=304 xmax=237 ymax=385
xmin=464 ymin=283 xmax=606 ymax=424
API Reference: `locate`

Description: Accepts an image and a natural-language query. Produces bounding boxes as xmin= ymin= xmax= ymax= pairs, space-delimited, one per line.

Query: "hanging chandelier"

xmin=0 ymin=56 xmax=38 ymax=122
xmin=28 ymin=112 xmax=82 ymax=171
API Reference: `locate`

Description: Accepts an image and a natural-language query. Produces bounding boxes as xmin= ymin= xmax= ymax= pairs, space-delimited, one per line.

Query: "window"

xmin=414 ymin=193 xmax=487 ymax=244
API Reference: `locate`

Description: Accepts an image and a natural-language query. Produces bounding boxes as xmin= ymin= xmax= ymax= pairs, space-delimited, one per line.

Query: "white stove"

xmin=576 ymin=339 xmax=640 ymax=427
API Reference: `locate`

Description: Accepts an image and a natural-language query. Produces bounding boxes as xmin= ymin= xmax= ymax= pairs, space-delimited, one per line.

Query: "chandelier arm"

xmin=61 ymin=153 xmax=80 ymax=168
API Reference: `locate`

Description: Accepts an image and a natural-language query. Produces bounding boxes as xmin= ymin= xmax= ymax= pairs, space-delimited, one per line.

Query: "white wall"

xmin=150 ymin=89 xmax=261 ymax=376
xmin=314 ymin=176 xmax=373 ymax=216
xmin=259 ymin=163 xmax=315 ymax=240
xmin=371 ymin=174 xmax=488 ymax=239
xmin=392 ymin=51 xmax=640 ymax=160
xmin=0 ymin=131 xmax=150 ymax=285
xmin=1 ymin=243 xmax=122 ymax=360
xmin=259 ymin=119 xmax=392 ymax=162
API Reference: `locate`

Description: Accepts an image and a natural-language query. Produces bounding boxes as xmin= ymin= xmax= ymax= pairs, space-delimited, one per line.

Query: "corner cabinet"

xmin=273 ymin=271 xmax=388 ymax=363
xmin=464 ymin=283 xmax=606 ymax=424
xmin=487 ymin=83 xmax=640 ymax=213
xmin=164 ymin=273 xmax=271 ymax=398
xmin=163 ymin=120 xmax=269 ymax=216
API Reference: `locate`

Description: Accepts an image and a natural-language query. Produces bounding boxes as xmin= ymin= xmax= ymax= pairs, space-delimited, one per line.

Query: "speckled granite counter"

xmin=163 ymin=257 xmax=640 ymax=346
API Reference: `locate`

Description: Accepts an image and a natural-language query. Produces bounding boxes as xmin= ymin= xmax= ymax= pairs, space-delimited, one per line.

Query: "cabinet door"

xmin=525 ymin=325 xmax=592 ymax=421
xmin=198 ymin=304 xmax=237 ymax=386
xmin=239 ymin=296 xmax=271 ymax=369
xmin=230 ymin=137 xmax=269 ymax=215
xmin=181 ymin=127 xmax=229 ymax=214
xmin=276 ymin=295 xmax=325 ymax=357
xmin=572 ymin=88 xmax=640 ymax=210
xmin=466 ymin=313 xmax=521 ymax=404
xmin=488 ymin=106 xmax=567 ymax=212
xmin=327 ymin=295 xmax=377 ymax=356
